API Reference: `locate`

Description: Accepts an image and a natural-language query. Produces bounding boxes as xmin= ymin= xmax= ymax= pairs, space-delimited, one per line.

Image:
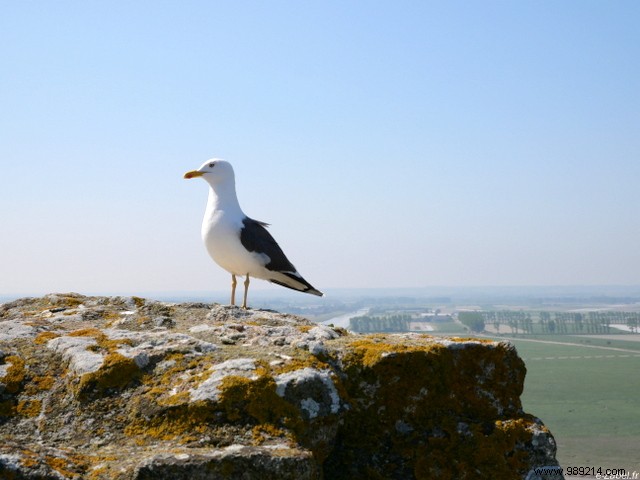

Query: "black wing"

xmin=240 ymin=217 xmax=297 ymax=273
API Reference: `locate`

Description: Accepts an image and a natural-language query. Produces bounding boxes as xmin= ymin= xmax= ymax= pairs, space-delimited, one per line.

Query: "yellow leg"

xmin=230 ymin=274 xmax=237 ymax=306
xmin=242 ymin=275 xmax=250 ymax=309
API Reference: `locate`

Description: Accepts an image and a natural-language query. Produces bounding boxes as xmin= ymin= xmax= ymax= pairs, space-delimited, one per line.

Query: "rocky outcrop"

xmin=0 ymin=294 xmax=561 ymax=479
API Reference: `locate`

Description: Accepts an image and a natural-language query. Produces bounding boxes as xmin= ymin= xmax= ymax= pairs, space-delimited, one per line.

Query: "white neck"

xmin=204 ymin=179 xmax=244 ymax=218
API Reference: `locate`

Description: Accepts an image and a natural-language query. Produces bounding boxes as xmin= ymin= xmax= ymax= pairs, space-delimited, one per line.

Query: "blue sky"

xmin=1 ymin=1 xmax=639 ymax=296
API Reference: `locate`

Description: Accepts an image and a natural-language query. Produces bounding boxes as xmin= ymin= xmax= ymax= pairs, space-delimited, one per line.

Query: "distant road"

xmin=321 ymin=308 xmax=369 ymax=329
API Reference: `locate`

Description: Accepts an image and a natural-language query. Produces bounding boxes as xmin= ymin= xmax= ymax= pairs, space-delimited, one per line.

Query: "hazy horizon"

xmin=2 ymin=2 xmax=639 ymax=296
xmin=4 ymin=284 xmax=640 ymax=306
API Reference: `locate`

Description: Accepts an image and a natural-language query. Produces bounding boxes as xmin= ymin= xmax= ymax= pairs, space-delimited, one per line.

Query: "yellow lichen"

xmin=16 ymin=399 xmax=42 ymax=418
xmin=68 ymin=328 xmax=105 ymax=338
xmin=54 ymin=296 xmax=83 ymax=308
xmin=124 ymin=356 xmax=315 ymax=446
xmin=131 ymin=296 xmax=145 ymax=308
xmin=1 ymin=355 xmax=26 ymax=394
xmin=448 ymin=335 xmax=494 ymax=343
xmin=124 ymin=399 xmax=213 ymax=441
xmin=157 ymin=391 xmax=191 ymax=406
xmin=252 ymin=424 xmax=289 ymax=444
xmin=122 ymin=353 xmax=219 ymax=442
xmin=19 ymin=453 xmax=39 ymax=469
xmin=270 ymin=355 xmax=329 ymax=376
xmin=34 ymin=331 xmax=60 ymax=344
xmin=345 ymin=337 xmax=435 ymax=368
xmin=87 ymin=466 xmax=108 ymax=480
xmin=218 ymin=374 xmax=302 ymax=431
xmin=45 ymin=456 xmax=84 ymax=478
xmin=77 ymin=352 xmax=141 ymax=395
xmin=100 ymin=310 xmax=123 ymax=325
xmin=68 ymin=328 xmax=133 ymax=351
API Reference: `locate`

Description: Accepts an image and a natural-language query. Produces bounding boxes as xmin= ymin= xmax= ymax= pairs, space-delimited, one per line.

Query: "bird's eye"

xmin=209 ymin=162 xmax=215 ymax=168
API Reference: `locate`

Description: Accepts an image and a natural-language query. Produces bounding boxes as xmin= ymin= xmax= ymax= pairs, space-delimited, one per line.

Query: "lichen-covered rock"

xmin=0 ymin=294 xmax=562 ymax=479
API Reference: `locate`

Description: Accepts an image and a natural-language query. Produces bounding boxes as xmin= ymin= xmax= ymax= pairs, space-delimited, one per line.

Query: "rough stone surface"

xmin=0 ymin=293 xmax=562 ymax=479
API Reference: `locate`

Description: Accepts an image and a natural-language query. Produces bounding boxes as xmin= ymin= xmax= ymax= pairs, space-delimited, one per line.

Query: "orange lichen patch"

xmin=126 ymin=356 xmax=321 ymax=448
xmin=63 ymin=328 xmax=142 ymax=397
xmin=344 ymin=337 xmax=439 ymax=368
xmin=77 ymin=352 xmax=141 ymax=395
xmin=24 ymin=375 xmax=55 ymax=395
xmin=252 ymin=424 xmax=289 ymax=445
xmin=99 ymin=310 xmax=122 ymax=323
xmin=269 ymin=355 xmax=329 ymax=376
xmin=34 ymin=331 xmax=60 ymax=344
xmin=447 ymin=336 xmax=495 ymax=344
xmin=45 ymin=455 xmax=89 ymax=479
xmin=87 ymin=466 xmax=108 ymax=480
xmin=68 ymin=328 xmax=105 ymax=338
xmin=131 ymin=296 xmax=145 ymax=308
xmin=141 ymin=352 xmax=214 ymax=398
xmin=297 ymin=325 xmax=313 ymax=333
xmin=16 ymin=399 xmax=42 ymax=418
xmin=217 ymin=375 xmax=258 ymax=422
xmin=124 ymin=398 xmax=214 ymax=442
xmin=86 ymin=458 xmax=121 ymax=480
xmin=68 ymin=328 xmax=133 ymax=350
xmin=218 ymin=374 xmax=301 ymax=430
xmin=157 ymin=391 xmax=191 ymax=407
xmin=123 ymin=353 xmax=220 ymax=442
xmin=1 ymin=355 xmax=26 ymax=394
xmin=19 ymin=451 xmax=39 ymax=469
xmin=38 ymin=293 xmax=86 ymax=310
xmin=46 ymin=457 xmax=77 ymax=478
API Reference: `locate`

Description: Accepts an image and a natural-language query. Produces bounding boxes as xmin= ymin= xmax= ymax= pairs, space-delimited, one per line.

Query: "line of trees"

xmin=458 ymin=312 xmax=485 ymax=333
xmin=481 ymin=310 xmax=640 ymax=334
xmin=349 ymin=314 xmax=411 ymax=333
xmin=481 ymin=311 xmax=534 ymax=334
xmin=348 ymin=310 xmax=640 ymax=335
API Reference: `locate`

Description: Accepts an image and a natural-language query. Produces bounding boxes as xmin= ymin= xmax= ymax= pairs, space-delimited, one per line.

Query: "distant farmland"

xmin=494 ymin=335 xmax=640 ymax=474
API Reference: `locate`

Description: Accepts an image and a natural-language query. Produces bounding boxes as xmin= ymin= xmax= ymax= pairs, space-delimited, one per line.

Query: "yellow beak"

xmin=184 ymin=170 xmax=204 ymax=179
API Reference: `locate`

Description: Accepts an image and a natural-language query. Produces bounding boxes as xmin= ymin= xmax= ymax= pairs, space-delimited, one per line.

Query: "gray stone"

xmin=0 ymin=294 xmax=563 ymax=479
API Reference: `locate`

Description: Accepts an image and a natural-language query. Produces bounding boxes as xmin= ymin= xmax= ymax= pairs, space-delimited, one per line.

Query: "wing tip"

xmin=269 ymin=278 xmax=324 ymax=297
xmin=306 ymin=288 xmax=324 ymax=297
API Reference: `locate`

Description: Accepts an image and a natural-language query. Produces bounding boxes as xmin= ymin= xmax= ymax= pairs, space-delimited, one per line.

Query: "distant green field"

xmin=495 ymin=336 xmax=640 ymax=473
xmin=504 ymin=333 xmax=640 ymax=352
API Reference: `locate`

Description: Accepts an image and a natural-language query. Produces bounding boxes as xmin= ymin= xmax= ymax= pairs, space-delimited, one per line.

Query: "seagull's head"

xmin=184 ymin=159 xmax=235 ymax=185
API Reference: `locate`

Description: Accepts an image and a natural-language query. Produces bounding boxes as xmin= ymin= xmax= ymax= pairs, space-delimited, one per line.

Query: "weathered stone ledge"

xmin=0 ymin=293 xmax=561 ymax=479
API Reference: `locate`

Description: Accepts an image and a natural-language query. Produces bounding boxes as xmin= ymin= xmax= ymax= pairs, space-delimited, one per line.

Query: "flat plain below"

xmin=495 ymin=335 xmax=640 ymax=476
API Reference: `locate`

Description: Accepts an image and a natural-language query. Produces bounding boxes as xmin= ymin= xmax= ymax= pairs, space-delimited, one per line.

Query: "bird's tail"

xmin=270 ymin=272 xmax=324 ymax=297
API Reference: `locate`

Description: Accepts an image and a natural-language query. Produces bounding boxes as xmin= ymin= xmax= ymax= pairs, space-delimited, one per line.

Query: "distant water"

xmin=321 ymin=308 xmax=369 ymax=329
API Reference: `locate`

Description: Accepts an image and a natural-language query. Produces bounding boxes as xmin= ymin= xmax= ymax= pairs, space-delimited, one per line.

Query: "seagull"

xmin=184 ymin=159 xmax=324 ymax=309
